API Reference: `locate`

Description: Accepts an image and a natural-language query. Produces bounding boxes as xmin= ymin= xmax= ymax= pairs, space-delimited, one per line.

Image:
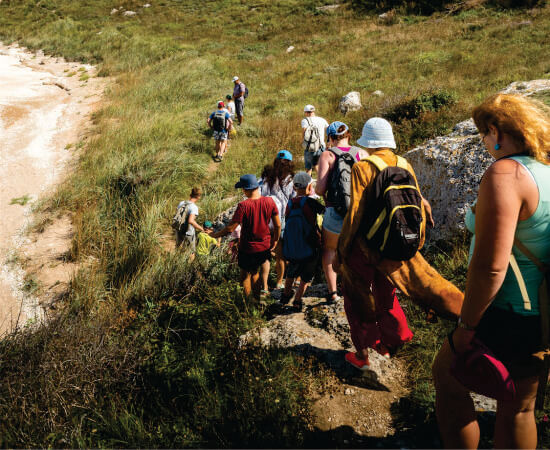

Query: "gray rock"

xmin=123 ymin=10 xmax=137 ymax=16
xmin=404 ymin=79 xmax=550 ymax=243
xmin=286 ymin=45 xmax=295 ymax=53
xmin=316 ymin=4 xmax=341 ymax=11
xmin=339 ymin=91 xmax=362 ymax=114
xmin=143 ymin=3 xmax=151 ymax=7
xmin=372 ymin=90 xmax=384 ymax=97
xmin=110 ymin=8 xmax=118 ymax=14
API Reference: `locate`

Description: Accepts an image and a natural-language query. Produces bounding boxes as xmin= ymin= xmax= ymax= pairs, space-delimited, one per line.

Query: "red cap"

xmin=218 ymin=101 xmax=225 ymax=108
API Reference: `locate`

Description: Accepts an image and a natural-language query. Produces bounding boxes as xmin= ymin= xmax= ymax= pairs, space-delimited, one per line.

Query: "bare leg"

xmin=260 ymin=259 xmax=270 ymax=292
xmin=283 ymin=277 xmax=294 ymax=297
xmin=220 ymin=139 xmax=227 ymax=157
xmin=252 ymin=271 xmax=261 ymax=299
xmin=240 ymin=269 xmax=253 ymax=298
xmin=295 ymin=281 xmax=310 ymax=303
xmin=275 ymin=242 xmax=285 ymax=287
xmin=494 ymin=375 xmax=538 ymax=449
xmin=215 ymin=139 xmax=222 ymax=158
xmin=322 ymin=228 xmax=339 ymax=296
xmin=432 ymin=340 xmax=479 ymax=449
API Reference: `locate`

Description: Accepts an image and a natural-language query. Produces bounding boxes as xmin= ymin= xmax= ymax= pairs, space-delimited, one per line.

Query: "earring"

xmin=494 ymin=143 xmax=501 ymax=151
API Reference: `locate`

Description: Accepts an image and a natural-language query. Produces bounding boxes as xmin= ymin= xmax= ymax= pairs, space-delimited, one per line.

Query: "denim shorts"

xmin=304 ymin=148 xmax=323 ymax=170
xmin=322 ymin=206 xmax=344 ymax=235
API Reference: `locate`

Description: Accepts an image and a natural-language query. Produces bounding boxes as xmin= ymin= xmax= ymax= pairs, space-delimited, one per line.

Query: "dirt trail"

xmin=0 ymin=44 xmax=105 ymax=334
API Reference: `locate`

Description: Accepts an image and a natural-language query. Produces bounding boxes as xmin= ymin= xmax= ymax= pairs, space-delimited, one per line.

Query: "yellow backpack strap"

xmin=396 ymin=155 xmax=408 ymax=170
xmin=364 ymin=155 xmax=388 ymax=172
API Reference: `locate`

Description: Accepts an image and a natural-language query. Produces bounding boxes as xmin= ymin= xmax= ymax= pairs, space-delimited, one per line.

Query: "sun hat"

xmin=235 ymin=174 xmax=260 ymax=190
xmin=276 ymin=149 xmax=293 ymax=161
xmin=357 ymin=117 xmax=396 ymax=149
xmin=293 ymin=171 xmax=312 ymax=189
xmin=217 ymin=101 xmax=225 ymax=108
xmin=327 ymin=121 xmax=349 ymax=138
xmin=304 ymin=104 xmax=315 ymax=112
xmin=203 ymin=220 xmax=213 ymax=228
xmin=226 ymin=94 xmax=232 ymax=100
xmin=232 ymin=76 xmax=239 ymax=82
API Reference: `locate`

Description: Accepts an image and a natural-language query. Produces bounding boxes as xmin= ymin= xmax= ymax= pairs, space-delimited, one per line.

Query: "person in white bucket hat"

xmin=334 ymin=117 xmax=435 ymax=371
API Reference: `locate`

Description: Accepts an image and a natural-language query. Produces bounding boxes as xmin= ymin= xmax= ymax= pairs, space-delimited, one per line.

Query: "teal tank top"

xmin=465 ymin=155 xmax=550 ymax=316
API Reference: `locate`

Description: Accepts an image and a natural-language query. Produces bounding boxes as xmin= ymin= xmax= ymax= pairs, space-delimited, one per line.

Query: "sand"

xmin=0 ymin=43 xmax=105 ymax=334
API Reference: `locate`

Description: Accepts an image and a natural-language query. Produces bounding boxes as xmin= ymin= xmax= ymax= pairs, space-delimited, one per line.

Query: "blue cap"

xmin=235 ymin=174 xmax=260 ymax=190
xmin=327 ymin=121 xmax=349 ymax=138
xmin=204 ymin=220 xmax=213 ymax=228
xmin=276 ymin=150 xmax=293 ymax=161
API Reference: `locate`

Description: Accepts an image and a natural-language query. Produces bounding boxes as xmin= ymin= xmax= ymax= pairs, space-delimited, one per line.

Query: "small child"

xmin=196 ymin=221 xmax=220 ymax=256
xmin=281 ymin=172 xmax=325 ymax=310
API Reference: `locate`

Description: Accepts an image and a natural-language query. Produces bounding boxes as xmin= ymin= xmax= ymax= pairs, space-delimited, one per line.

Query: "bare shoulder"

xmin=485 ymin=158 xmax=531 ymax=182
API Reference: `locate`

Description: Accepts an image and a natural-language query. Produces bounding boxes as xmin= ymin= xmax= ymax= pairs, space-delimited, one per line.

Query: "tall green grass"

xmin=1 ymin=0 xmax=550 ymax=446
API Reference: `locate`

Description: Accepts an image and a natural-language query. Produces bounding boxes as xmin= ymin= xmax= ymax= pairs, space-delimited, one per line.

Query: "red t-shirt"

xmin=231 ymin=197 xmax=278 ymax=253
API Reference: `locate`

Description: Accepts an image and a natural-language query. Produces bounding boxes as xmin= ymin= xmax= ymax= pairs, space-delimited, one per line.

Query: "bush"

xmin=385 ymin=90 xmax=458 ymax=123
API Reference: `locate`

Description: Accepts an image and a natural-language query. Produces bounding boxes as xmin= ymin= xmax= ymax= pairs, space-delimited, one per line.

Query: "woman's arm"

xmin=454 ymin=160 xmax=525 ymax=350
xmin=315 ymin=151 xmax=335 ymax=196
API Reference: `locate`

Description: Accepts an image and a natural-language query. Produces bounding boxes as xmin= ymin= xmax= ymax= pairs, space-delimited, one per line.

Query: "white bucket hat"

xmin=232 ymin=76 xmax=239 ymax=82
xmin=357 ymin=117 xmax=396 ymax=149
xmin=303 ymin=104 xmax=315 ymax=112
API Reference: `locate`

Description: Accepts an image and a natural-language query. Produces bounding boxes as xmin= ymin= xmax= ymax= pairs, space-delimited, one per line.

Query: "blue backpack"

xmin=283 ymin=197 xmax=314 ymax=261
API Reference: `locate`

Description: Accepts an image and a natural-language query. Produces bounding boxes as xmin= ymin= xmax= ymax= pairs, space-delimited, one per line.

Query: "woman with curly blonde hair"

xmin=433 ymin=93 xmax=550 ymax=448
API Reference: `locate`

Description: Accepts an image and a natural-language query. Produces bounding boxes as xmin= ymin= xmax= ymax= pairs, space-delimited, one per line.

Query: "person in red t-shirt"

xmin=211 ymin=174 xmax=281 ymax=299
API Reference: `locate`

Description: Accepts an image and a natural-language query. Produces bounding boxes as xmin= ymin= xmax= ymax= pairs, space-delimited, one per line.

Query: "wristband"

xmin=457 ymin=316 xmax=476 ymax=332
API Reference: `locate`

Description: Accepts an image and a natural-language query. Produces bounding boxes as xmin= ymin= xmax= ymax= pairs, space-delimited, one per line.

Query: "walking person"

xmin=173 ymin=187 xmax=205 ymax=260
xmin=334 ymin=118 xmax=417 ymax=369
xmin=211 ymin=174 xmax=280 ymax=299
xmin=280 ymin=171 xmax=325 ymax=311
xmin=315 ymin=121 xmax=368 ymax=303
xmin=207 ymin=101 xmax=232 ymax=162
xmin=260 ymin=150 xmax=296 ymax=289
xmin=301 ymin=104 xmax=329 ymax=175
xmin=432 ymin=94 xmax=550 ymax=449
xmin=232 ymin=76 xmax=246 ymax=125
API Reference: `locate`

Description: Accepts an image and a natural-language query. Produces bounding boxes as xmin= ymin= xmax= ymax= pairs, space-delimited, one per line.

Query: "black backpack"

xmin=362 ymin=154 xmax=424 ymax=261
xmin=212 ymin=110 xmax=227 ymax=132
xmin=326 ymin=147 xmax=361 ymax=218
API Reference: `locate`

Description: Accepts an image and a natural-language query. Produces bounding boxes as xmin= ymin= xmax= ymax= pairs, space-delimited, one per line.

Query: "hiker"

xmin=315 ymin=121 xmax=368 ymax=303
xmin=172 ymin=187 xmax=205 ymax=260
xmin=196 ymin=221 xmax=220 ymax=256
xmin=301 ymin=104 xmax=329 ymax=175
xmin=260 ymin=150 xmax=296 ymax=289
xmin=336 ymin=118 xmax=426 ymax=370
xmin=432 ymin=94 xmax=550 ymax=449
xmin=211 ymin=174 xmax=280 ymax=299
xmin=225 ymin=94 xmax=236 ymax=120
xmin=232 ymin=76 xmax=247 ymax=125
xmin=281 ymin=171 xmax=325 ymax=311
xmin=207 ymin=101 xmax=232 ymax=162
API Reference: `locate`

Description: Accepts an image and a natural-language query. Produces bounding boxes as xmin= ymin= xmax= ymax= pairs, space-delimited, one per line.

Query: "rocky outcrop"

xmin=404 ymin=79 xmax=550 ymax=242
xmin=339 ymin=91 xmax=362 ymax=114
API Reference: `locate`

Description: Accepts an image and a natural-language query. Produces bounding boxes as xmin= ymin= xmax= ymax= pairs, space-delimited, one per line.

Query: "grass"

xmin=0 ymin=0 xmax=549 ymax=446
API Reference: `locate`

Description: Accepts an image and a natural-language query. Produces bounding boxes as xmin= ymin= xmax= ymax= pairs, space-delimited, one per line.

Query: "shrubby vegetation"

xmin=0 ymin=0 xmax=549 ymax=446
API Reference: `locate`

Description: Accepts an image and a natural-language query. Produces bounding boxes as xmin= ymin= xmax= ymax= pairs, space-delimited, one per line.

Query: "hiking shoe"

xmin=292 ymin=298 xmax=303 ymax=312
xmin=279 ymin=291 xmax=294 ymax=305
xmin=327 ymin=291 xmax=342 ymax=304
xmin=345 ymin=352 xmax=370 ymax=371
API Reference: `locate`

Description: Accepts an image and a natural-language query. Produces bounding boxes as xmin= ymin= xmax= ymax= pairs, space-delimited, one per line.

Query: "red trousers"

xmin=342 ymin=246 xmax=413 ymax=352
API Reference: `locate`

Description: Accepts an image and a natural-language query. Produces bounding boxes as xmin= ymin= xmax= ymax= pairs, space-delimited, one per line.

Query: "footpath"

xmin=0 ymin=44 xmax=105 ymax=333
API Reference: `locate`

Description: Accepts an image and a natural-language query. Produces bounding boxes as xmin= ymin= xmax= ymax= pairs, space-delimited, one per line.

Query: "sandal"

xmin=326 ymin=291 xmax=342 ymax=303
xmin=292 ymin=298 xmax=303 ymax=311
xmin=280 ymin=291 xmax=294 ymax=305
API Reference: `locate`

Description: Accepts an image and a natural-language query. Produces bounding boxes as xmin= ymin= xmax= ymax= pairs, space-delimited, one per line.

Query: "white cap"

xmin=232 ymin=76 xmax=239 ymax=82
xmin=304 ymin=104 xmax=315 ymax=112
xmin=357 ymin=117 xmax=396 ymax=149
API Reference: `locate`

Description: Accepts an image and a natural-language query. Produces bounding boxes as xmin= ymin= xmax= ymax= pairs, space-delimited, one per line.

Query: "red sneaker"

xmin=345 ymin=352 xmax=370 ymax=371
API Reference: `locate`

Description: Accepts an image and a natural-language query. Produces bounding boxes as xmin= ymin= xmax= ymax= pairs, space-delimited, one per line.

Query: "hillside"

xmin=0 ymin=0 xmax=549 ymax=447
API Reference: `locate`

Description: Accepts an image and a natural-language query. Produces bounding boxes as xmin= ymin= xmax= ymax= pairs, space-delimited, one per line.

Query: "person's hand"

xmin=422 ymin=197 xmax=435 ymax=228
xmin=452 ymin=327 xmax=475 ymax=354
xmin=270 ymin=240 xmax=278 ymax=252
xmin=205 ymin=229 xmax=213 ymax=235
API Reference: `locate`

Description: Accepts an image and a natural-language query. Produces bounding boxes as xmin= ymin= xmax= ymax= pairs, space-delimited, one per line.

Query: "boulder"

xmin=143 ymin=3 xmax=151 ymax=7
xmin=404 ymin=79 xmax=550 ymax=243
xmin=316 ymin=4 xmax=341 ymax=12
xmin=339 ymin=91 xmax=362 ymax=114
xmin=110 ymin=8 xmax=118 ymax=14
xmin=123 ymin=10 xmax=137 ymax=16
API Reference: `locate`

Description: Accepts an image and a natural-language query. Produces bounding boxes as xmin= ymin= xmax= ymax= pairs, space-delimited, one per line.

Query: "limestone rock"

xmin=339 ymin=91 xmax=361 ymax=114
xmin=372 ymin=90 xmax=384 ymax=97
xmin=123 ymin=10 xmax=137 ymax=16
xmin=404 ymin=79 xmax=550 ymax=243
xmin=143 ymin=3 xmax=151 ymax=7
xmin=316 ymin=4 xmax=341 ymax=12
xmin=286 ymin=46 xmax=295 ymax=53
xmin=110 ymin=8 xmax=118 ymax=14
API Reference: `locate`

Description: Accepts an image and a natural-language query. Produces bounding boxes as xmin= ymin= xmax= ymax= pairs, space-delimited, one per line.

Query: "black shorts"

xmin=285 ymin=255 xmax=318 ymax=283
xmin=238 ymin=250 xmax=271 ymax=273
xmin=475 ymin=305 xmax=545 ymax=379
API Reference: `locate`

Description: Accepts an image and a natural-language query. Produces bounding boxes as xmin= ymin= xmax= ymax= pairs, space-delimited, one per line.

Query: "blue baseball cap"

xmin=203 ymin=220 xmax=213 ymax=228
xmin=276 ymin=149 xmax=293 ymax=161
xmin=327 ymin=121 xmax=349 ymax=138
xmin=235 ymin=174 xmax=260 ymax=190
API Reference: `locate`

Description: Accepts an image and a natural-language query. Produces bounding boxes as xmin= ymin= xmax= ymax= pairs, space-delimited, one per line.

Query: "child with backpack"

xmin=315 ymin=121 xmax=368 ymax=303
xmin=281 ymin=172 xmax=325 ymax=311
xmin=207 ymin=101 xmax=232 ymax=162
